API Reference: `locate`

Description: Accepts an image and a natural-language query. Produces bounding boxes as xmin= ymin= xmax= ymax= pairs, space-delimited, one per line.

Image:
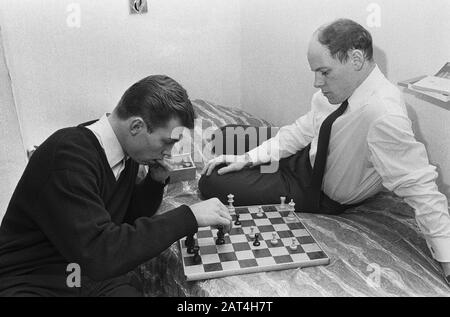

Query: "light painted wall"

xmin=241 ymin=0 xmax=450 ymax=125
xmin=0 ymin=0 xmax=241 ymax=149
xmin=0 ymin=26 xmax=27 ymax=222
xmin=240 ymin=0 xmax=450 ymax=199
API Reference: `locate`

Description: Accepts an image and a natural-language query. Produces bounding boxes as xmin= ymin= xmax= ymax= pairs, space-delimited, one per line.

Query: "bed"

xmin=132 ymin=99 xmax=449 ymax=297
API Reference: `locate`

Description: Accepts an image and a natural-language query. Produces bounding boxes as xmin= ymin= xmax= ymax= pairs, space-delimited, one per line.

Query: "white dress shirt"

xmin=86 ymin=114 xmax=127 ymax=180
xmin=247 ymin=65 xmax=450 ymax=262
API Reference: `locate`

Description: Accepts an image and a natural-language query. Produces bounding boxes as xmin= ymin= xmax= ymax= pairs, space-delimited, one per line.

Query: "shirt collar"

xmin=87 ymin=114 xmax=126 ymax=169
xmin=348 ymin=64 xmax=385 ymax=110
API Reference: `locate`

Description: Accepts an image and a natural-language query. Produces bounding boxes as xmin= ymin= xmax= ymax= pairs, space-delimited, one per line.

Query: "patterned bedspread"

xmin=133 ymin=99 xmax=449 ymax=297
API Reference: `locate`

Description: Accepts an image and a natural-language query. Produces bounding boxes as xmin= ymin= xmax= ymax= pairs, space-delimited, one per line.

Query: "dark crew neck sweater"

xmin=0 ymin=126 xmax=197 ymax=281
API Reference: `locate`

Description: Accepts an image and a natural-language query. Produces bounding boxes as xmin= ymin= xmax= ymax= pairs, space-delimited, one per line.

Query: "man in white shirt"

xmin=199 ymin=19 xmax=450 ymax=285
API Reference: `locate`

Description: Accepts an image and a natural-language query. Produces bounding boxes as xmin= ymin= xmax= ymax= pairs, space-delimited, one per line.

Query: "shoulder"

xmin=32 ymin=127 xmax=105 ymax=174
xmin=366 ymin=79 xmax=407 ymax=118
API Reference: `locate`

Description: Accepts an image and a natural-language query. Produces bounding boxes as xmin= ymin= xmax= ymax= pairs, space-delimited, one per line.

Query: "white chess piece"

xmin=280 ymin=196 xmax=286 ymax=209
xmin=289 ymin=238 xmax=298 ymax=251
xmin=257 ymin=206 xmax=264 ymax=218
xmin=270 ymin=232 xmax=278 ymax=245
xmin=227 ymin=194 xmax=235 ymax=212
xmin=287 ymin=199 xmax=296 ymax=221
xmin=249 ymin=226 xmax=256 ymax=239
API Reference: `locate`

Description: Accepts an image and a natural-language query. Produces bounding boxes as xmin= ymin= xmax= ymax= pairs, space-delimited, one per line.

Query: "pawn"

xmin=253 ymin=233 xmax=261 ymax=246
xmin=270 ymin=232 xmax=278 ymax=246
xmin=256 ymin=206 xmax=264 ymax=218
xmin=289 ymin=238 xmax=298 ymax=251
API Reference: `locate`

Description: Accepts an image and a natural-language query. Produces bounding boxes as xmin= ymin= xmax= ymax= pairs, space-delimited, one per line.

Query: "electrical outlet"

xmin=129 ymin=0 xmax=148 ymax=14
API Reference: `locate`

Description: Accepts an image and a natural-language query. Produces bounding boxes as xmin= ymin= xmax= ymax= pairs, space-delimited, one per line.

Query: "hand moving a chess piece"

xmin=190 ymin=198 xmax=232 ymax=233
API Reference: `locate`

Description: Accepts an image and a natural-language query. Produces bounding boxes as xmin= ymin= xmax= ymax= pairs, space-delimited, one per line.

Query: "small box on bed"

xmin=167 ymin=153 xmax=196 ymax=184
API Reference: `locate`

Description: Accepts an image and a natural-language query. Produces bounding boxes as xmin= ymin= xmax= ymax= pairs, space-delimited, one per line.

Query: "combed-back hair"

xmin=317 ymin=19 xmax=373 ymax=63
xmin=116 ymin=75 xmax=195 ymax=130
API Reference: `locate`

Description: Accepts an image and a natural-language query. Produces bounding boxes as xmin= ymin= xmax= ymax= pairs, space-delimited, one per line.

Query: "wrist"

xmin=243 ymin=153 xmax=253 ymax=167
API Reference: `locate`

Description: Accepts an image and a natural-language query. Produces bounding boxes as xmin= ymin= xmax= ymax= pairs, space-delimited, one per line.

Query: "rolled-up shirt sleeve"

xmin=247 ymin=110 xmax=315 ymax=165
xmin=368 ymin=114 xmax=450 ymax=262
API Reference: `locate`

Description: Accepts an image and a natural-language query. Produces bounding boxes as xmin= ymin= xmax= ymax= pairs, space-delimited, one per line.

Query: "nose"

xmin=313 ymin=72 xmax=325 ymax=88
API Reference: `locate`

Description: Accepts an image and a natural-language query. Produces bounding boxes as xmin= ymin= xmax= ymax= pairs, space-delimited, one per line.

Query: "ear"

xmin=129 ymin=117 xmax=145 ymax=136
xmin=348 ymin=49 xmax=364 ymax=71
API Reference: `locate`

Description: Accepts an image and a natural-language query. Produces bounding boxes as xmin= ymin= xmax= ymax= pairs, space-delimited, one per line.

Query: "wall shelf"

xmin=398 ymin=76 xmax=450 ymax=103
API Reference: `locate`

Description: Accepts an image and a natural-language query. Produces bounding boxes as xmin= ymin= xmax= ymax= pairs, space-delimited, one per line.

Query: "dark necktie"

xmin=309 ymin=99 xmax=349 ymax=211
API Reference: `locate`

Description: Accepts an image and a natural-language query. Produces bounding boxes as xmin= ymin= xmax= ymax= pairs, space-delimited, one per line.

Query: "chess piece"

xmin=227 ymin=194 xmax=235 ymax=212
xmin=253 ymin=233 xmax=261 ymax=246
xmin=249 ymin=226 xmax=256 ymax=239
xmin=234 ymin=210 xmax=241 ymax=226
xmin=216 ymin=225 xmax=225 ymax=245
xmin=192 ymin=246 xmax=201 ymax=264
xmin=185 ymin=234 xmax=195 ymax=253
xmin=289 ymin=238 xmax=298 ymax=251
xmin=256 ymin=206 xmax=264 ymax=218
xmin=270 ymin=232 xmax=278 ymax=246
xmin=280 ymin=196 xmax=286 ymax=209
xmin=287 ymin=199 xmax=296 ymax=221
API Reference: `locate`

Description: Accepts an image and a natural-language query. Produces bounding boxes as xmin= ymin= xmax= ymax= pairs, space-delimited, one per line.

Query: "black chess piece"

xmin=234 ymin=211 xmax=241 ymax=226
xmin=216 ymin=225 xmax=225 ymax=245
xmin=192 ymin=246 xmax=201 ymax=264
xmin=185 ymin=234 xmax=194 ymax=248
xmin=253 ymin=233 xmax=261 ymax=246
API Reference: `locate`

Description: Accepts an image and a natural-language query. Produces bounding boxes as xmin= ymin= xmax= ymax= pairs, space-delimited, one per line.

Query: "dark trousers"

xmin=199 ymin=125 xmax=351 ymax=215
xmin=0 ymin=274 xmax=142 ymax=297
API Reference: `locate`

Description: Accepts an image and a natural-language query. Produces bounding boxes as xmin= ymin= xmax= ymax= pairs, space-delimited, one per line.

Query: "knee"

xmin=198 ymin=169 xmax=218 ymax=199
xmin=198 ymin=166 xmax=227 ymax=201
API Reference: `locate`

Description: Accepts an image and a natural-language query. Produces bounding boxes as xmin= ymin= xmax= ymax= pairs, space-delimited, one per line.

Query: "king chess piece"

xmin=227 ymin=194 xmax=235 ymax=212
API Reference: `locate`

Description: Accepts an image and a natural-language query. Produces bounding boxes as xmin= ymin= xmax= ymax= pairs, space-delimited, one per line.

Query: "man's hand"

xmin=201 ymin=154 xmax=251 ymax=176
xmin=148 ymin=159 xmax=171 ymax=184
xmin=440 ymin=262 xmax=450 ymax=286
xmin=189 ymin=198 xmax=233 ymax=233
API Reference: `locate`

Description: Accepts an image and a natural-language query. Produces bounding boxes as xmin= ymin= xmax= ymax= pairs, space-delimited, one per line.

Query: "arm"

xmin=33 ymin=168 xmax=197 ymax=281
xmin=368 ymin=114 xmax=450 ymax=265
xmin=246 ymin=110 xmax=315 ymax=165
xmin=124 ymin=168 xmax=167 ymax=223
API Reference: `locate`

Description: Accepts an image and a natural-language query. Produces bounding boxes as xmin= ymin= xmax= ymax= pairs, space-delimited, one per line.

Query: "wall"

xmin=0 ymin=26 xmax=27 ymax=222
xmin=0 ymin=0 xmax=241 ymax=149
xmin=240 ymin=0 xmax=450 ymax=199
xmin=240 ymin=0 xmax=450 ymax=125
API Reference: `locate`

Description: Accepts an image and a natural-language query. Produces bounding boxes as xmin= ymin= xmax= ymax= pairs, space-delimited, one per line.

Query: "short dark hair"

xmin=115 ymin=75 xmax=195 ymax=130
xmin=317 ymin=19 xmax=373 ymax=63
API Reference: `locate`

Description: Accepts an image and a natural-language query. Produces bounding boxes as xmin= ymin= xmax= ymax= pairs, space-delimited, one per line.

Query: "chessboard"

xmin=179 ymin=196 xmax=330 ymax=281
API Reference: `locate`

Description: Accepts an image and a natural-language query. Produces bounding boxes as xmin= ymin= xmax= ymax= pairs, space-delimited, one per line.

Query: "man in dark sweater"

xmin=0 ymin=75 xmax=232 ymax=296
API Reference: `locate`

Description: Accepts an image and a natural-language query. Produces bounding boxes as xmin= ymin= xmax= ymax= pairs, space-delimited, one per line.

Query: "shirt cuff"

xmin=425 ymin=236 xmax=450 ymax=262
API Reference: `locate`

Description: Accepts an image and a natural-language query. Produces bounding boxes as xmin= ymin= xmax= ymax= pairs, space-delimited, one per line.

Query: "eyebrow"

xmin=310 ymin=66 xmax=330 ymax=71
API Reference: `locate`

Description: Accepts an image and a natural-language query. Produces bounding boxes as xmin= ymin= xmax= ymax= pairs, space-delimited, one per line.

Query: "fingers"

xmin=156 ymin=159 xmax=171 ymax=171
xmin=203 ymin=156 xmax=224 ymax=176
xmin=217 ymin=164 xmax=236 ymax=175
